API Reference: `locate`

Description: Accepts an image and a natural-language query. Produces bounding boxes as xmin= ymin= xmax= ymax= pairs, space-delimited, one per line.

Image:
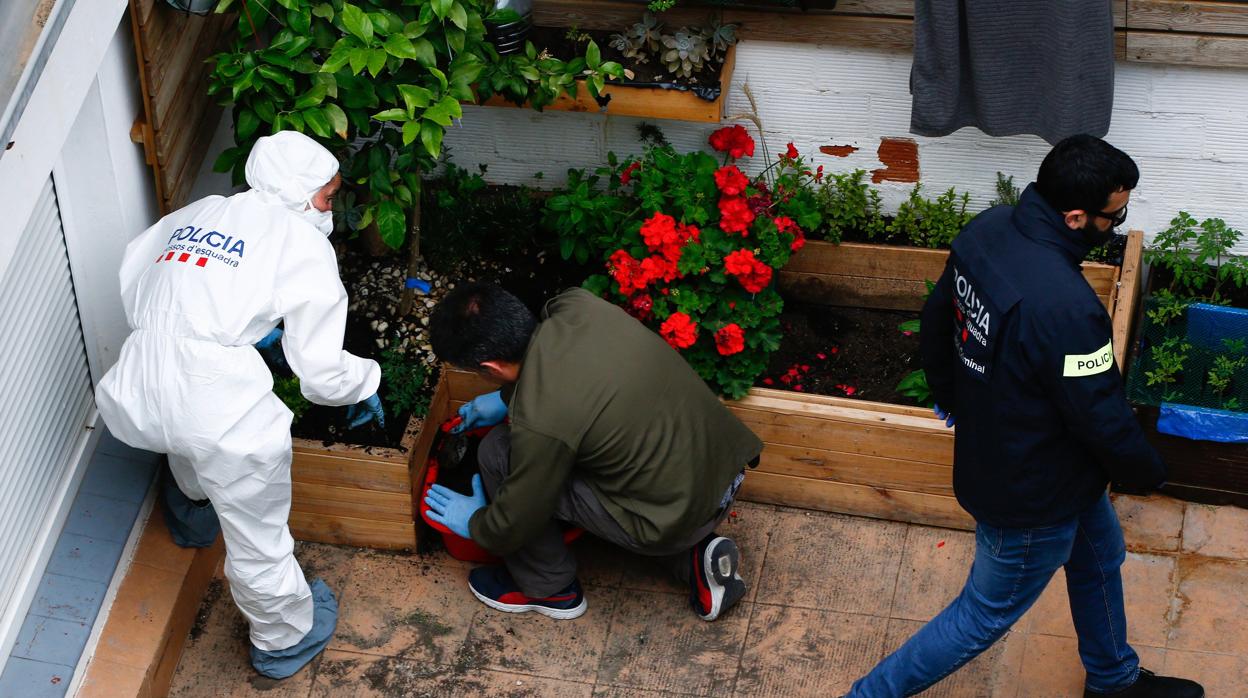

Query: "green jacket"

xmin=468 ymin=288 xmax=763 ymax=555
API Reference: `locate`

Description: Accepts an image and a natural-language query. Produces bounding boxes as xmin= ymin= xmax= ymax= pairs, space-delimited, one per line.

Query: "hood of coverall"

xmin=244 ymin=131 xmax=340 ymax=213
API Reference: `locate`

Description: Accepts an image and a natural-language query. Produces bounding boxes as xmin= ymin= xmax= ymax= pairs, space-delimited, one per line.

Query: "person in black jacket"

xmin=847 ymin=136 xmax=1203 ymax=697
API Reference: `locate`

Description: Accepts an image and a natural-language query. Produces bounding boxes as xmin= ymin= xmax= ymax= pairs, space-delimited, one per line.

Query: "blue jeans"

xmin=849 ymin=493 xmax=1139 ymax=697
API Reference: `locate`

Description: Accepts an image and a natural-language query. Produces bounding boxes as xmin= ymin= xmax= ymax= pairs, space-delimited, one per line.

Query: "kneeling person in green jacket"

xmin=425 ymin=283 xmax=763 ymax=621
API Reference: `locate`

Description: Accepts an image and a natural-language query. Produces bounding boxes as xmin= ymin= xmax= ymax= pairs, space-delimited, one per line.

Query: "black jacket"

xmin=920 ymin=185 xmax=1165 ymax=528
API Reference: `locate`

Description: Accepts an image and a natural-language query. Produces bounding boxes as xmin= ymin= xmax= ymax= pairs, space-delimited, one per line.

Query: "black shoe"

xmin=1085 ymin=668 xmax=1204 ymax=697
xmin=467 ymin=566 xmax=587 ymax=620
xmin=689 ymin=535 xmax=746 ymax=621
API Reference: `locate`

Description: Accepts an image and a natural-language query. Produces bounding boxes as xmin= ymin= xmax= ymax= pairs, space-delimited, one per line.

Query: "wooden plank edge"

xmin=1113 ymin=229 xmax=1146 ymax=370
xmin=738 ymin=470 xmax=975 ymax=530
xmin=289 ymin=511 xmax=417 ymax=550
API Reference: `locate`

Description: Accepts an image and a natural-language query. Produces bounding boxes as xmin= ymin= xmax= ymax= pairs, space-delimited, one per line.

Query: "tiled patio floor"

xmin=168 ymin=494 xmax=1248 ymax=696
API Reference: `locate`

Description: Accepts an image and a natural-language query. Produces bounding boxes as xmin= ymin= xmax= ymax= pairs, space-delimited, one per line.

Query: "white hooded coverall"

xmin=97 ymin=132 xmax=379 ymax=651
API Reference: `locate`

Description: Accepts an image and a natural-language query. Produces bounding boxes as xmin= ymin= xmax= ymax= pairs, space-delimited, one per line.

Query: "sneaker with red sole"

xmin=690 ymin=535 xmax=746 ymax=621
xmin=468 ymin=565 xmax=587 ymax=620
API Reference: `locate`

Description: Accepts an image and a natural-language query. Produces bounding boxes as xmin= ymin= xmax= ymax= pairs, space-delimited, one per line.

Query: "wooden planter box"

xmin=410 ymin=234 xmax=1143 ymax=534
xmin=735 ymin=231 xmax=1146 ymax=530
xmin=480 ymin=45 xmax=735 ymax=123
xmin=289 ymin=415 xmax=429 ymax=551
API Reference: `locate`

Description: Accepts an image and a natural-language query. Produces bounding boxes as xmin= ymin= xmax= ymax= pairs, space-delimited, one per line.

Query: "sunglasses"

xmin=1089 ymin=204 xmax=1129 ymax=228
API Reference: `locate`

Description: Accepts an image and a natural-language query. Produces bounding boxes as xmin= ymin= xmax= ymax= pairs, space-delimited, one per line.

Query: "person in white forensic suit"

xmin=96 ymin=130 xmax=382 ymax=679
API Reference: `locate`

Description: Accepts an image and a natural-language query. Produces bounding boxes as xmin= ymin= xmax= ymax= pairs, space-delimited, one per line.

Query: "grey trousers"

xmin=477 ymin=426 xmax=737 ymax=598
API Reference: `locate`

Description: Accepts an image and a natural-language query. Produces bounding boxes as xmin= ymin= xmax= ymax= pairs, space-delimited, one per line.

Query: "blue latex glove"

xmin=254 ymin=327 xmax=287 ymax=370
xmin=933 ymin=403 xmax=956 ymax=428
xmin=453 ymin=390 xmax=507 ymax=433
xmin=424 ymin=474 xmax=487 ymax=539
xmin=346 ymin=393 xmax=386 ymax=429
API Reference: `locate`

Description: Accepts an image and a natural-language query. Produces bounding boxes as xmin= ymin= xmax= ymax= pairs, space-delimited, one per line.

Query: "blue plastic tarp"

xmin=1157 ymin=402 xmax=1248 ymax=443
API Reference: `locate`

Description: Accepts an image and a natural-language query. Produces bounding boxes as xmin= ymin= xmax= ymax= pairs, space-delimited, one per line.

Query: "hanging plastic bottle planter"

xmin=487 ymin=0 xmax=533 ymax=55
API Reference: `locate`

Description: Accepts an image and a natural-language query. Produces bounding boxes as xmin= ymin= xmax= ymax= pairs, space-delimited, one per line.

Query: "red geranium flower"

xmin=714 ymin=323 xmax=746 ymax=356
xmin=627 ymin=294 xmax=653 ymax=321
xmin=714 ymin=166 xmax=749 ymax=197
xmin=784 ymin=142 xmax=799 ymax=160
xmin=723 ymin=249 xmax=773 ymax=293
xmin=746 ymin=194 xmax=772 ymax=217
xmin=718 ymin=197 xmax=755 ymax=236
xmin=815 ymin=165 xmax=824 ymax=182
xmin=608 ymin=249 xmax=645 ymax=297
xmin=709 ymin=125 xmax=755 ymax=159
xmin=659 ymin=312 xmax=698 ymax=349
xmin=640 ymin=254 xmax=680 ymax=284
xmin=640 ymin=212 xmax=679 ymax=251
xmin=620 ymin=161 xmax=641 ymax=185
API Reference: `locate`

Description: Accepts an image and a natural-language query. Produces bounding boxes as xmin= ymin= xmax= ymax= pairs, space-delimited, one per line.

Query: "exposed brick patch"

xmin=871 ymin=137 xmax=920 ymax=184
xmin=819 ymin=145 xmax=859 ymax=157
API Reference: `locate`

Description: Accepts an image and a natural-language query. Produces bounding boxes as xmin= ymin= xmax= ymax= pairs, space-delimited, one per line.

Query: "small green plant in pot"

xmin=207 ymin=0 xmax=621 ymax=314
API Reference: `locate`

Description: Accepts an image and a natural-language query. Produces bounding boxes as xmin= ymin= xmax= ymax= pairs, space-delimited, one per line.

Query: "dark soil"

xmin=288 ymin=239 xmax=593 ymax=450
xmin=528 ymin=25 xmax=728 ymax=99
xmin=759 ymin=302 xmax=924 ymax=405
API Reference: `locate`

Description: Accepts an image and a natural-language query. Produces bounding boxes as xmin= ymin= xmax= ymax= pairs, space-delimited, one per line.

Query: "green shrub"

xmin=814 ymin=169 xmax=886 ymax=243
xmin=380 ymin=348 xmax=431 ymax=417
xmin=889 ymin=184 xmax=973 ymax=249
xmin=273 ymin=376 xmax=312 ymax=422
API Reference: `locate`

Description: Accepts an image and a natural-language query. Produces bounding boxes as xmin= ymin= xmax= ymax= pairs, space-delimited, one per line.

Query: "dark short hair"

xmin=1036 ymin=134 xmax=1139 ymax=214
xmin=430 ymin=282 xmax=537 ymax=368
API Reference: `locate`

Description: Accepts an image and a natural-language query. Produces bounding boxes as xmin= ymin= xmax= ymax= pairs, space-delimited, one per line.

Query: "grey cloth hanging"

xmin=910 ymin=0 xmax=1115 ymax=145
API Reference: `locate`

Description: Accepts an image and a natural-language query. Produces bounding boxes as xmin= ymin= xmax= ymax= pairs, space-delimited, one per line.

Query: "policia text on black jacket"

xmin=919 ymin=184 xmax=1166 ymax=528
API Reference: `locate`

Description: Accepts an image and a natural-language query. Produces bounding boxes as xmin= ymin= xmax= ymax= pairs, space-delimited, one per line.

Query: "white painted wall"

xmin=441 ymin=41 xmax=1248 ymax=254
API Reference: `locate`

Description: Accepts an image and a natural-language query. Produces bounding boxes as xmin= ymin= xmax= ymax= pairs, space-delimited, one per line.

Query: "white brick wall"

xmin=441 ymin=40 xmax=1248 ymax=254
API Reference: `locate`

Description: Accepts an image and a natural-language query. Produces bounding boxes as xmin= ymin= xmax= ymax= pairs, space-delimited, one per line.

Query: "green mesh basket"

xmin=1127 ymin=299 xmax=1248 ymax=413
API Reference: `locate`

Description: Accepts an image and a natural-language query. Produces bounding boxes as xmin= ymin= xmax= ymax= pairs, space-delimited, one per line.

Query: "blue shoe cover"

xmin=250 ymin=579 xmax=338 ymax=680
xmin=161 ymin=476 xmax=220 ymax=548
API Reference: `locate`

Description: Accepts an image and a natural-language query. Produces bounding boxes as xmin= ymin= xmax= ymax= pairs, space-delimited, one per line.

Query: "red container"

xmin=419 ymin=417 xmax=582 ymax=563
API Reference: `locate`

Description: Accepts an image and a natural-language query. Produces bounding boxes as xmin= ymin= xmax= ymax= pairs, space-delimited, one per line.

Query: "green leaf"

xmin=285 ymin=110 xmax=305 ymax=131
xmin=304 ymin=107 xmax=332 ymax=138
xmin=585 ymin=40 xmax=601 ymax=69
xmin=428 ymin=67 xmax=448 ymax=92
xmin=288 ymin=37 xmax=318 ymax=58
xmin=372 ymin=108 xmax=408 ymax=122
xmin=348 ymin=48 xmax=370 ymax=75
xmin=367 ymin=48 xmax=388 ymax=77
xmin=383 ymin=33 xmax=418 ymax=60
xmin=402 ymin=119 xmax=420 ymax=146
xmin=449 ymin=2 xmax=468 ymax=30
xmin=369 ymin=12 xmax=394 ymax=36
xmin=445 ymin=27 xmax=465 ymax=53
xmin=257 ymin=65 xmax=295 ymax=95
xmin=432 ymin=0 xmax=452 ymax=20
xmin=253 ymin=97 xmax=277 ymax=122
xmin=287 ymin=7 xmax=312 ymax=35
xmin=404 ymin=20 xmax=429 ymax=39
xmin=275 ymin=0 xmax=297 ymax=9
xmin=341 ymin=3 xmax=373 ymax=44
xmin=312 ymin=72 xmax=338 ymax=98
xmin=293 ymin=83 xmax=327 ymax=109
xmin=212 ymin=145 xmax=243 ymax=173
xmin=411 ymin=38 xmax=436 ymax=67
xmin=321 ymin=39 xmax=353 ymax=73
xmin=398 ymin=84 xmax=433 ymax=114
xmin=215 ymin=0 xmax=237 ymax=12
xmin=237 ymin=108 xmax=260 ymax=140
xmin=423 ymin=95 xmax=462 ymax=126
xmin=312 ymin=3 xmax=333 ymax=19
xmin=420 ymin=121 xmax=444 ymax=159
xmin=323 ymin=103 xmax=348 ymax=138
xmin=376 ymin=200 xmax=406 ymax=250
